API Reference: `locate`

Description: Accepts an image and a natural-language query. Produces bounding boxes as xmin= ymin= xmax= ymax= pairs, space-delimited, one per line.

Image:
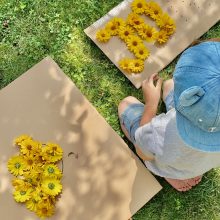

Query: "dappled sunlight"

xmin=0 ymin=57 xmax=161 ymax=219
xmin=0 ymin=155 xmax=11 ymax=194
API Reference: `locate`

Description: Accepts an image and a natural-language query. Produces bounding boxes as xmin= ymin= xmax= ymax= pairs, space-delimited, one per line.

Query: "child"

xmin=118 ymin=39 xmax=220 ymax=191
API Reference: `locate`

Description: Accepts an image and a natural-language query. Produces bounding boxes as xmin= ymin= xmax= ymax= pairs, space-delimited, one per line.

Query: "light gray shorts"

xmin=120 ymin=90 xmax=174 ymax=143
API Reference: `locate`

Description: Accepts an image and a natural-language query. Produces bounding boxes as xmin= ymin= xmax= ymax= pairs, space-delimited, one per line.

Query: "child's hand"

xmin=142 ymin=73 xmax=163 ymax=108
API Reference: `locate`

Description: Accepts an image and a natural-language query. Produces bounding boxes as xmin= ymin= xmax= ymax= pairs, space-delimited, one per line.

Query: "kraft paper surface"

xmin=0 ymin=57 xmax=162 ymax=220
xmin=84 ymin=0 xmax=220 ymax=88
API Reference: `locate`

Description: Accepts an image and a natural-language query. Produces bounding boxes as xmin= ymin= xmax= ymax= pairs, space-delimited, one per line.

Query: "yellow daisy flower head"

xmin=156 ymin=13 xmax=176 ymax=30
xmin=20 ymin=139 xmax=41 ymax=156
xmin=8 ymin=155 xmax=26 ymax=176
xmin=23 ymin=168 xmax=42 ymax=185
xmin=43 ymin=142 xmax=63 ymax=163
xmin=137 ymin=24 xmax=157 ymax=42
xmin=31 ymin=187 xmax=45 ymax=202
xmin=131 ymin=0 xmax=147 ymax=14
xmin=162 ymin=27 xmax=176 ymax=36
xmin=13 ymin=134 xmax=32 ymax=147
xmin=127 ymin=13 xmax=145 ymax=29
xmin=134 ymin=45 xmax=150 ymax=60
xmin=146 ymin=1 xmax=162 ymax=20
xmin=26 ymin=197 xmax=39 ymax=212
xmin=39 ymin=192 xmax=56 ymax=207
xmin=41 ymin=178 xmax=62 ymax=196
xmin=23 ymin=155 xmax=36 ymax=171
xmin=105 ymin=19 xmax=121 ymax=36
xmin=126 ymin=35 xmax=143 ymax=52
xmin=43 ymin=164 xmax=62 ymax=179
xmin=119 ymin=58 xmax=133 ymax=73
xmin=13 ymin=188 xmax=32 ymax=202
xmin=12 ymin=178 xmax=32 ymax=191
xmin=96 ymin=29 xmax=111 ymax=43
xmin=36 ymin=202 xmax=55 ymax=218
xmin=129 ymin=59 xmax=144 ymax=73
xmin=118 ymin=25 xmax=135 ymax=41
xmin=156 ymin=30 xmax=169 ymax=44
xmin=111 ymin=17 xmax=126 ymax=28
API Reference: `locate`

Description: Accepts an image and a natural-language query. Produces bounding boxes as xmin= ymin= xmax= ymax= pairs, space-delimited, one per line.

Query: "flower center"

xmin=48 ymin=167 xmax=54 ymax=174
xmin=42 ymin=208 xmax=48 ymax=214
xmin=124 ymin=31 xmax=129 ymax=36
xmin=147 ymin=32 xmax=152 ymax=37
xmin=132 ymin=41 xmax=138 ymax=46
xmin=38 ymin=156 xmax=44 ymax=163
xmin=20 ymin=191 xmax=26 ymax=196
xmin=27 ymin=159 xmax=33 ymax=165
xmin=15 ymin=162 xmax=21 ymax=169
xmin=101 ymin=33 xmax=105 ymax=37
xmin=135 ymin=63 xmax=140 ymax=67
xmin=154 ymin=10 xmax=159 ymax=15
xmin=137 ymin=3 xmax=143 ymax=8
xmin=48 ymin=183 xmax=55 ymax=190
xmin=139 ymin=50 xmax=144 ymax=55
xmin=134 ymin=20 xmax=140 ymax=25
xmin=111 ymin=25 xmax=116 ymax=30
xmin=27 ymin=145 xmax=32 ymax=150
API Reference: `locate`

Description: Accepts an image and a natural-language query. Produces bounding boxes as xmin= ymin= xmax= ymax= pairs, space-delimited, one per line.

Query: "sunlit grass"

xmin=0 ymin=1 xmax=220 ymax=219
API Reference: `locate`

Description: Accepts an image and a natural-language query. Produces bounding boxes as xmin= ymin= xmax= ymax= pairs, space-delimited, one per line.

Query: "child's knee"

xmin=163 ymin=79 xmax=174 ymax=101
xmin=118 ymin=96 xmax=140 ymax=116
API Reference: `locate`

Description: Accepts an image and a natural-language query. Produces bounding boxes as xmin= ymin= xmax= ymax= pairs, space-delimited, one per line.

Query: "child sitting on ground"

xmin=118 ymin=39 xmax=220 ymax=191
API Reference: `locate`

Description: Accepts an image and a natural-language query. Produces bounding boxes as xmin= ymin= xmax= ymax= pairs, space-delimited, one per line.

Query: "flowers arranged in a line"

xmin=96 ymin=0 xmax=176 ymax=74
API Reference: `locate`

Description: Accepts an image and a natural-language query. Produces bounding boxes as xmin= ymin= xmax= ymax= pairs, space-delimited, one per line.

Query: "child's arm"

xmin=140 ymin=73 xmax=163 ymax=126
xmin=134 ymin=73 xmax=163 ymax=161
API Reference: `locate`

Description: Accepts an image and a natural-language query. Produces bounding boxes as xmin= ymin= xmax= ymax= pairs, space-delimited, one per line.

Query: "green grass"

xmin=0 ymin=1 xmax=220 ymax=219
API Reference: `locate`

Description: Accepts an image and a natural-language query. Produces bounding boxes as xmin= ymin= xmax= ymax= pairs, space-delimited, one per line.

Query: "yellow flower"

xmin=162 ymin=27 xmax=175 ymax=36
xmin=23 ymin=155 xmax=36 ymax=170
xmin=43 ymin=164 xmax=62 ymax=179
xmin=41 ymin=178 xmax=62 ymax=196
xmin=156 ymin=30 xmax=169 ymax=44
xmin=126 ymin=35 xmax=143 ymax=52
xmin=118 ymin=25 xmax=135 ymax=42
xmin=110 ymin=17 xmax=126 ymax=28
xmin=12 ymin=178 xmax=32 ymax=191
xmin=36 ymin=202 xmax=55 ymax=218
xmin=8 ymin=155 xmax=26 ymax=176
xmin=131 ymin=0 xmax=146 ymax=14
xmin=129 ymin=59 xmax=144 ymax=73
xmin=13 ymin=135 xmax=32 ymax=147
xmin=137 ymin=24 xmax=157 ymax=42
xmin=134 ymin=45 xmax=150 ymax=60
xmin=43 ymin=142 xmax=63 ymax=163
xmin=26 ymin=197 xmax=39 ymax=212
xmin=156 ymin=13 xmax=176 ymax=30
xmin=96 ymin=29 xmax=111 ymax=42
xmin=23 ymin=168 xmax=42 ymax=185
xmin=127 ymin=13 xmax=145 ymax=29
xmin=146 ymin=1 xmax=162 ymax=20
xmin=20 ymin=139 xmax=41 ymax=156
xmin=119 ymin=58 xmax=133 ymax=73
xmin=13 ymin=188 xmax=32 ymax=202
xmin=105 ymin=19 xmax=120 ymax=36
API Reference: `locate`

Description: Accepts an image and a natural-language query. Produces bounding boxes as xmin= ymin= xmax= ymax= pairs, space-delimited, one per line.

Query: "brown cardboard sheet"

xmin=0 ymin=57 xmax=162 ymax=220
xmin=84 ymin=0 xmax=220 ymax=88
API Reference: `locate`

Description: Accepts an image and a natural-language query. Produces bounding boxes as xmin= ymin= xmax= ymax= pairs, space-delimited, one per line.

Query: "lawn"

xmin=0 ymin=1 xmax=220 ymax=219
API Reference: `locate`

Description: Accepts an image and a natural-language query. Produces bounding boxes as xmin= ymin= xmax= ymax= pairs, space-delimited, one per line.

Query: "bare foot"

xmin=165 ymin=175 xmax=202 ymax=192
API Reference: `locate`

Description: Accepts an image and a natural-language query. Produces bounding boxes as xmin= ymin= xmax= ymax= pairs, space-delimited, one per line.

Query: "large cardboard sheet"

xmin=85 ymin=0 xmax=220 ymax=88
xmin=0 ymin=57 xmax=162 ymax=220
